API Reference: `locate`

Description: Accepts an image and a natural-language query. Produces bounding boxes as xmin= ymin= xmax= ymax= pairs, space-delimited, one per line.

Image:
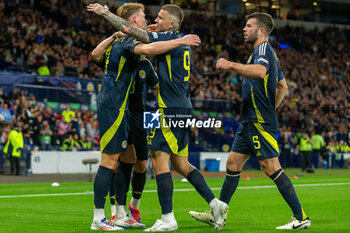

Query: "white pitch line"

xmin=0 ymin=192 xmax=94 ymax=198
xmin=0 ymin=182 xmax=350 ymax=199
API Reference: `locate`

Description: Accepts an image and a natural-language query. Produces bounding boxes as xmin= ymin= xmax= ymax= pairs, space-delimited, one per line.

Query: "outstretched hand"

xmin=181 ymin=34 xmax=201 ymax=46
xmin=87 ymin=3 xmax=109 ymax=16
xmin=146 ymin=24 xmax=158 ymax=32
xmin=216 ymin=58 xmax=232 ymax=71
xmin=113 ymin=31 xmax=126 ymax=39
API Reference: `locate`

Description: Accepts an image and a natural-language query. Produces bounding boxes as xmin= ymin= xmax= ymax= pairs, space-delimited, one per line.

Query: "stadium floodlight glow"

xmin=313 ymin=1 xmax=318 ymax=6
xmin=242 ymin=0 xmax=248 ymax=2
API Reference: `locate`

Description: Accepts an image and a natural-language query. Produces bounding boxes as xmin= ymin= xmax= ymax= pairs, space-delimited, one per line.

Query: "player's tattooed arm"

xmin=102 ymin=10 xmax=150 ymax=43
xmin=87 ymin=3 xmax=150 ymax=43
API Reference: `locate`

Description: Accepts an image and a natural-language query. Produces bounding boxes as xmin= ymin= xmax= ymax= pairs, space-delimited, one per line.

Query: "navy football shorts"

xmin=128 ymin=114 xmax=148 ymax=160
xmin=231 ymin=122 xmax=280 ymax=159
xmin=147 ymin=108 xmax=191 ymax=157
xmin=98 ymin=104 xmax=129 ymax=153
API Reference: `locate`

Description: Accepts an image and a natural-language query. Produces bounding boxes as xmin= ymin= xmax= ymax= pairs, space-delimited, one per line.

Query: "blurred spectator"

xmin=0 ymin=122 xmax=11 ymax=173
xmin=57 ymin=120 xmax=68 ymax=142
xmin=311 ymin=130 xmax=324 ymax=168
xmin=86 ymin=118 xmax=98 ymax=141
xmin=79 ymin=122 xmax=86 ymax=139
xmin=61 ymin=133 xmax=80 ymax=151
xmin=296 ymin=133 xmax=314 ymax=173
xmin=61 ymin=134 xmax=72 ymax=151
xmin=279 ymin=126 xmax=294 ymax=168
xmin=61 ymin=104 xmax=75 ymax=123
xmin=37 ymin=62 xmax=50 ymax=75
xmin=70 ymin=114 xmax=80 ymax=135
xmin=222 ymin=112 xmax=234 ymax=136
xmin=0 ymin=103 xmax=13 ymax=122
xmin=33 ymin=113 xmax=43 ymax=145
xmin=39 ymin=120 xmax=52 ymax=150
xmin=3 ymin=121 xmax=24 ymax=175
xmin=0 ymin=122 xmax=10 ymax=145
xmin=190 ymin=126 xmax=199 ymax=145
xmin=79 ymin=134 xmax=91 ymax=151
xmin=72 ymin=133 xmax=81 ymax=151
xmin=22 ymin=122 xmax=34 ymax=145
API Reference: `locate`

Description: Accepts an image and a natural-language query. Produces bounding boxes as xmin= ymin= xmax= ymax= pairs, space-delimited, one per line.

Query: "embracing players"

xmin=88 ymin=3 xmax=228 ymax=232
xmin=88 ymin=3 xmax=201 ymax=231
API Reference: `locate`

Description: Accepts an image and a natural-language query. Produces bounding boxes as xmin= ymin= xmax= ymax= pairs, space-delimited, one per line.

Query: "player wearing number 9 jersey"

xmin=147 ymin=31 xmax=192 ymax=110
xmin=143 ymin=5 xmax=228 ymax=232
xmin=146 ymin=30 xmax=193 ymax=155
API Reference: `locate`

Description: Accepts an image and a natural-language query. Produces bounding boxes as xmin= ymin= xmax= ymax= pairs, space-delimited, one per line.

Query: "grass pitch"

xmin=0 ymin=169 xmax=350 ymax=233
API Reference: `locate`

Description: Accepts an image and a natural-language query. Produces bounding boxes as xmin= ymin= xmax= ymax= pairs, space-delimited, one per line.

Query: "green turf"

xmin=0 ymin=169 xmax=350 ymax=233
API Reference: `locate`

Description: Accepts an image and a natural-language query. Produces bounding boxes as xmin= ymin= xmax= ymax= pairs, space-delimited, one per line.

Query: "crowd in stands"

xmin=0 ymin=0 xmax=349 ymax=156
xmin=0 ymin=88 xmax=99 ymax=151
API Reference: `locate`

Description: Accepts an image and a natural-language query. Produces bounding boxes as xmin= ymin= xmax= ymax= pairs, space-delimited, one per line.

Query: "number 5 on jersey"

xmin=253 ymin=136 xmax=260 ymax=149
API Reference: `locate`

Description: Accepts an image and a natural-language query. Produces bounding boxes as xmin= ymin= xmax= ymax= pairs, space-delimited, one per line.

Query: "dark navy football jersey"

xmin=129 ymin=57 xmax=158 ymax=128
xmin=241 ymin=41 xmax=284 ymax=127
xmin=96 ymin=36 xmax=141 ymax=110
xmin=147 ymin=31 xmax=192 ymax=109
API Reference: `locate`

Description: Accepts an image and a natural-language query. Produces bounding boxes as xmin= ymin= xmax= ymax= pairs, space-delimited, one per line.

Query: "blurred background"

xmin=0 ymin=0 xmax=349 ymax=176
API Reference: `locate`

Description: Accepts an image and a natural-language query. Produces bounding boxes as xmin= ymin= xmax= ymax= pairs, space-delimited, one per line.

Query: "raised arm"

xmin=87 ymin=3 xmax=150 ymax=43
xmin=91 ymin=32 xmax=120 ymax=62
xmin=216 ymin=58 xmax=267 ymax=79
xmin=134 ymin=34 xmax=201 ymax=56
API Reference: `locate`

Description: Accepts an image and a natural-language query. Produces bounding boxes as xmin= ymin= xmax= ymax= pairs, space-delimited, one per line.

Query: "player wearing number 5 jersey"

xmin=190 ymin=12 xmax=311 ymax=230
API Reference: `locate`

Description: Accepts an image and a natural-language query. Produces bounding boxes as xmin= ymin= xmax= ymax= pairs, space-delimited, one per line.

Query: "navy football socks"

xmin=187 ymin=169 xmax=216 ymax=204
xmin=115 ymin=162 xmax=133 ymax=205
xmin=132 ymin=170 xmax=146 ymax=199
xmin=270 ymin=169 xmax=304 ymax=220
xmin=219 ymin=170 xmax=241 ymax=204
xmin=94 ymin=166 xmax=113 ymax=208
xmin=109 ymin=172 xmax=116 ymax=205
xmin=156 ymin=172 xmax=173 ymax=214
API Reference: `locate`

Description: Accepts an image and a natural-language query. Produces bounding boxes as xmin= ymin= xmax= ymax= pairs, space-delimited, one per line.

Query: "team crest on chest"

xmin=139 ymin=70 xmax=146 ymax=79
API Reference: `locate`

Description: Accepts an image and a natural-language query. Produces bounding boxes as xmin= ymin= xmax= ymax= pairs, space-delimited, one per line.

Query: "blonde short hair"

xmin=117 ymin=3 xmax=145 ymax=20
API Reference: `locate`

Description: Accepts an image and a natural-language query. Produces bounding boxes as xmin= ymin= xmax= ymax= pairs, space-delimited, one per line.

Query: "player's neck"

xmin=254 ymin=38 xmax=268 ymax=48
xmin=169 ymin=26 xmax=179 ymax=32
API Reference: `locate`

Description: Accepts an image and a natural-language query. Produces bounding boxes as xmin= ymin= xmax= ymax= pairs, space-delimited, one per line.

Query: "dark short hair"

xmin=161 ymin=4 xmax=184 ymax=27
xmin=246 ymin=12 xmax=274 ymax=35
xmin=117 ymin=3 xmax=144 ymax=20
